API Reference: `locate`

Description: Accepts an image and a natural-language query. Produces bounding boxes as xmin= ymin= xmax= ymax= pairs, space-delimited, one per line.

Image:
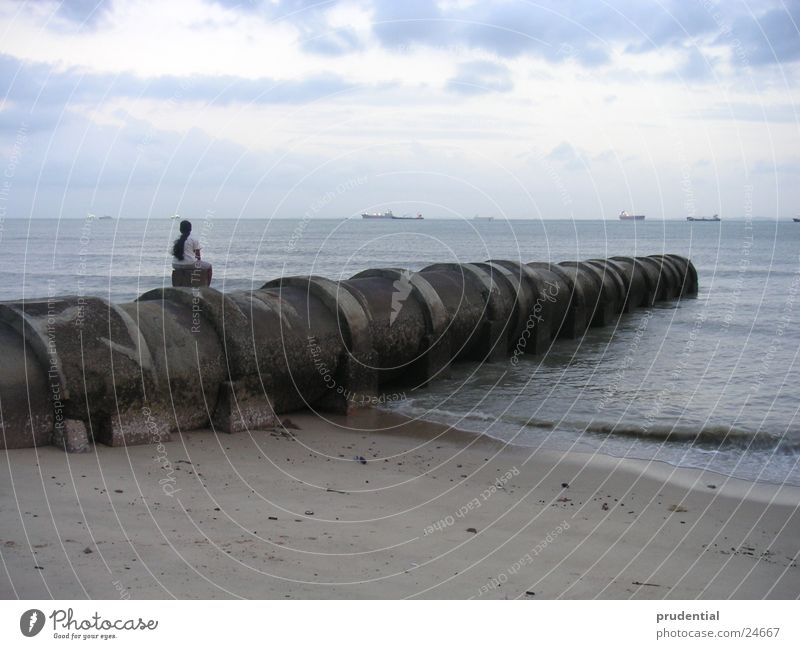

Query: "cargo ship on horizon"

xmin=619 ymin=210 xmax=645 ymax=221
xmin=362 ymin=210 xmax=424 ymax=220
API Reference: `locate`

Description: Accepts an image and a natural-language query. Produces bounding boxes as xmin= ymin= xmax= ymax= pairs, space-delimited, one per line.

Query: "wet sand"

xmin=1 ymin=409 xmax=798 ymax=599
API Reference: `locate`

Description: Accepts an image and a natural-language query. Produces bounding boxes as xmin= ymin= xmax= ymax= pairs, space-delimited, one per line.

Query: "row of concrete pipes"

xmin=0 ymin=255 xmax=697 ymax=452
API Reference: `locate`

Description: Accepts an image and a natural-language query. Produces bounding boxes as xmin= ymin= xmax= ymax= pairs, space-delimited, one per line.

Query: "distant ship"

xmin=794 ymin=217 xmax=800 ymax=222
xmin=361 ymin=210 xmax=423 ymax=220
xmin=473 ymin=215 xmax=494 ymax=222
xmin=99 ymin=215 xmax=113 ymax=220
xmin=170 ymin=213 xmax=181 ymax=220
xmin=362 ymin=210 xmax=393 ymax=219
xmin=619 ymin=210 xmax=645 ymax=221
xmin=687 ymin=214 xmax=720 ymax=222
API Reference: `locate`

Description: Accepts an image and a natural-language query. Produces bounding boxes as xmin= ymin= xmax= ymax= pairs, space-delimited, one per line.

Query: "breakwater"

xmin=0 ymin=255 xmax=697 ymax=452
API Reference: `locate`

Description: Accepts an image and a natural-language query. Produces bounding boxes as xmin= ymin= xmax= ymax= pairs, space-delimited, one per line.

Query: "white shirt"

xmin=174 ymin=236 xmax=201 ymax=265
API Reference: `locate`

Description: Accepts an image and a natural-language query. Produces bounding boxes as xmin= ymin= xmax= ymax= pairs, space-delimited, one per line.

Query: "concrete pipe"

xmin=577 ymin=260 xmax=627 ymax=316
xmin=347 ymin=269 xmax=451 ymax=387
xmin=120 ymin=296 xmax=227 ymax=433
xmin=636 ymin=256 xmax=681 ymax=300
xmin=472 ymin=262 xmax=530 ymax=352
xmin=418 ymin=263 xmax=505 ymax=362
xmin=487 ymin=260 xmax=569 ymax=356
xmin=0 ymin=297 xmax=161 ymax=450
xmin=646 ymin=255 xmax=682 ymax=299
xmin=139 ymin=287 xmax=272 ymax=433
xmin=658 ymin=254 xmax=698 ymax=296
xmin=0 ymin=321 xmax=54 ymax=449
xmin=260 ymin=277 xmax=377 ymax=414
xmin=525 ymin=262 xmax=587 ymax=338
xmin=0 ymin=254 xmax=698 ymax=452
xmin=557 ymin=261 xmax=622 ymax=329
xmin=588 ymin=258 xmax=647 ymax=312
xmin=611 ymin=257 xmax=663 ymax=305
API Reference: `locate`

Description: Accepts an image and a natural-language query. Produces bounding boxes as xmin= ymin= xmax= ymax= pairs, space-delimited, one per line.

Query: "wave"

xmin=567 ymin=420 xmax=800 ymax=453
xmin=390 ymin=402 xmax=800 ymax=455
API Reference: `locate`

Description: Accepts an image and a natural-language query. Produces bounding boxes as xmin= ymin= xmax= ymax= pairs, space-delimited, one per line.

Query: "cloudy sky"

xmin=0 ymin=0 xmax=798 ymax=219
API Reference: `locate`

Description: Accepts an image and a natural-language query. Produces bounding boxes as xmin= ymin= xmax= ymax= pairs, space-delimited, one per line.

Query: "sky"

xmin=0 ymin=0 xmax=798 ymax=220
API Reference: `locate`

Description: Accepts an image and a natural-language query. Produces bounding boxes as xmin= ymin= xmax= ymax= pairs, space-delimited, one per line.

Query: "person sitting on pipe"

xmin=172 ymin=219 xmax=212 ymax=285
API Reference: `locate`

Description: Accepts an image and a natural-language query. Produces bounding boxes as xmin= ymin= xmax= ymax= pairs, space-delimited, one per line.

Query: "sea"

xmin=1 ymin=216 xmax=798 ymax=486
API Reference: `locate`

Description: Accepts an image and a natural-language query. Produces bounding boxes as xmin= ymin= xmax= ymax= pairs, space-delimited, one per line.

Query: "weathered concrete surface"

xmin=259 ymin=277 xmax=377 ymax=414
xmin=137 ymin=287 xmax=269 ymax=434
xmin=0 ymin=255 xmax=697 ymax=451
xmin=349 ymin=268 xmax=452 ymax=388
xmin=0 ymin=297 xmax=163 ymax=447
xmin=557 ymin=262 xmax=612 ymax=329
xmin=526 ymin=262 xmax=586 ymax=339
xmin=489 ymin=260 xmax=567 ymax=356
xmin=0 ymin=322 xmax=53 ymax=448
xmin=589 ymin=258 xmax=646 ymax=312
xmin=660 ymin=254 xmax=699 ymax=296
xmin=419 ymin=263 xmax=505 ymax=362
xmin=171 ymin=266 xmax=211 ymax=288
xmin=120 ymin=297 xmax=226 ymax=432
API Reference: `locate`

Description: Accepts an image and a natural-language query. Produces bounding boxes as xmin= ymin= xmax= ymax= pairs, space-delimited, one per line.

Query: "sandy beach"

xmin=1 ymin=409 xmax=798 ymax=599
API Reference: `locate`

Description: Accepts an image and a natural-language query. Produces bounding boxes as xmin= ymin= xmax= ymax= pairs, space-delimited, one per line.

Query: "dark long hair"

xmin=172 ymin=220 xmax=192 ymax=260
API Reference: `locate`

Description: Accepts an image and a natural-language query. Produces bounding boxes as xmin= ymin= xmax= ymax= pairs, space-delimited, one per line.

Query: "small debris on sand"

xmin=668 ymin=504 xmax=688 ymax=513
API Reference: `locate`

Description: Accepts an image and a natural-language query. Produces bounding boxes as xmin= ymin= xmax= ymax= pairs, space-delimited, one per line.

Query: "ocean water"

xmin=1 ymin=217 xmax=798 ymax=485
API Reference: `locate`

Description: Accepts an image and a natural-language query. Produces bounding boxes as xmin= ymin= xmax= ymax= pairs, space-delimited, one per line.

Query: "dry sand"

xmin=1 ymin=409 xmax=798 ymax=599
